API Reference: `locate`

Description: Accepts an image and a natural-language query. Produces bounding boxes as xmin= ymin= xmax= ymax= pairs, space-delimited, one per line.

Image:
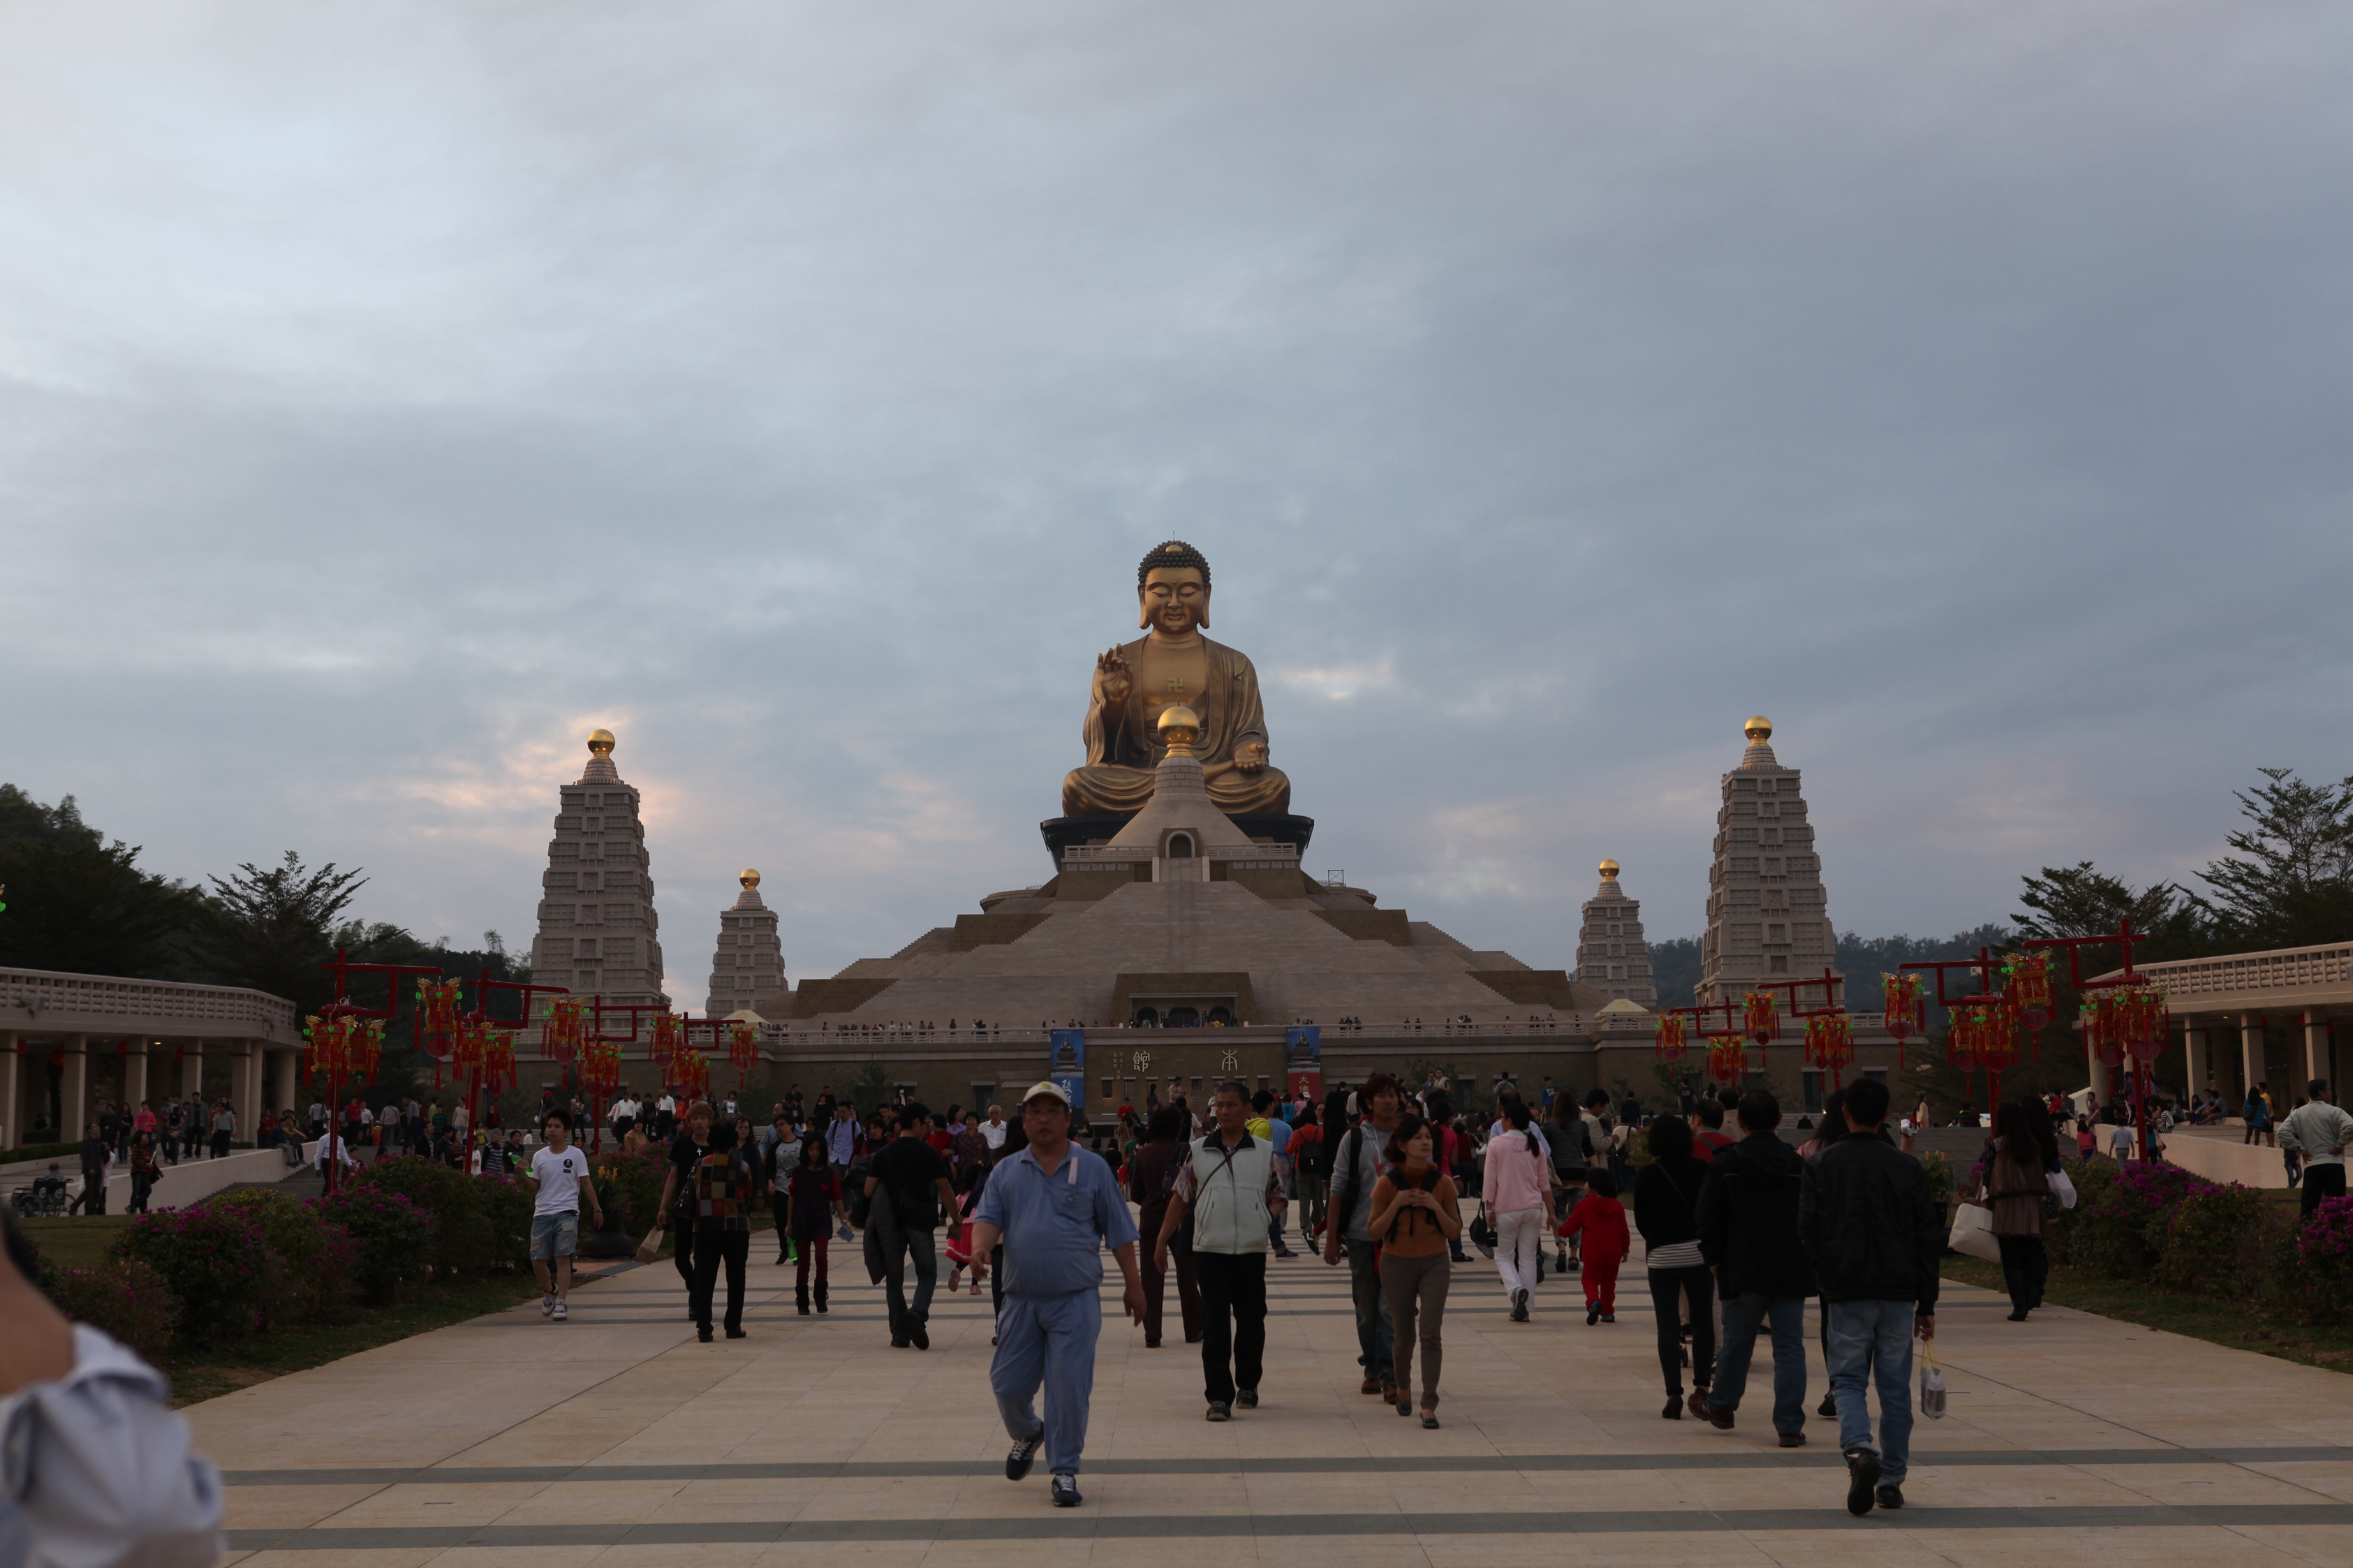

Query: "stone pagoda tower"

xmin=704 ymin=868 xmax=785 ymax=1019
xmin=1697 ymin=716 xmax=1835 ymax=1005
xmin=528 ymin=729 xmax=667 ymax=1008
xmin=1573 ymin=859 xmax=1658 ymax=1005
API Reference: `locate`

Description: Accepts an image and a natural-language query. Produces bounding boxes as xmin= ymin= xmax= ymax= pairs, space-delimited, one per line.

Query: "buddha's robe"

xmin=1061 ymin=633 xmax=1291 ymax=816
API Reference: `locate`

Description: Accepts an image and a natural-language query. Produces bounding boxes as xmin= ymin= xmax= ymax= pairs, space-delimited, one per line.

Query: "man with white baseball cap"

xmin=970 ymin=1080 xmax=1144 ymax=1509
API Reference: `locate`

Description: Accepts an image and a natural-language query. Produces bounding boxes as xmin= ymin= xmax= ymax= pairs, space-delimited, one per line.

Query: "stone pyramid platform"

xmin=762 ymin=731 xmax=1608 ymax=1030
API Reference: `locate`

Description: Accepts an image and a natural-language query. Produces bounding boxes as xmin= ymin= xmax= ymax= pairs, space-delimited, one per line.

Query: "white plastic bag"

xmin=2049 ymin=1167 xmax=2078 ymax=1211
xmin=1919 ymin=1341 xmax=1947 ymax=1419
xmin=1947 ymin=1202 xmax=2002 ymax=1262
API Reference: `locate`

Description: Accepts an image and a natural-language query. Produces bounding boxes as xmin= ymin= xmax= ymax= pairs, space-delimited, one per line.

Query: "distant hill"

xmin=1648 ymin=924 xmax=2014 ymax=1011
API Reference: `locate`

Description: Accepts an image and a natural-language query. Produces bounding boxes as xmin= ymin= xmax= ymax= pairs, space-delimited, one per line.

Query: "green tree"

xmin=0 ymin=836 xmax=193 ymax=978
xmin=0 ymin=785 xmax=195 ymax=978
xmin=193 ymin=852 xmax=366 ymax=1012
xmin=2016 ymin=861 xmax=2206 ymax=952
xmin=2195 ymin=769 xmax=2353 ymax=949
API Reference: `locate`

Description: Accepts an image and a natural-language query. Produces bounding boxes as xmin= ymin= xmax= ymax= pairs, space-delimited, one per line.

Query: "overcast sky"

xmin=5 ymin=2 xmax=2348 ymax=1001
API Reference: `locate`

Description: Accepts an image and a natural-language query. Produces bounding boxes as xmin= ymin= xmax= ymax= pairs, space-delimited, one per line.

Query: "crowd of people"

xmin=27 ymin=1062 xmax=2194 ymax=1526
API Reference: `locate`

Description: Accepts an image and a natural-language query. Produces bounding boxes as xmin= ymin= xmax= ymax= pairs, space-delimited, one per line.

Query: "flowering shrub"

xmin=48 ymin=1259 xmax=179 ymax=1363
xmin=2153 ymin=1182 xmax=2273 ymax=1297
xmin=347 ymin=1157 xmax=488 ymax=1274
xmin=2285 ymin=1195 xmax=2353 ymax=1322
xmin=473 ymin=1175 xmax=536 ymax=1271
xmin=211 ymin=1187 xmax=359 ymax=1324
xmin=109 ymin=1206 xmax=271 ymax=1347
xmin=593 ymin=1148 xmax=670 ymax=1240
xmin=317 ymin=1188 xmax=435 ymax=1305
xmin=2067 ymin=1160 xmax=2209 ymax=1278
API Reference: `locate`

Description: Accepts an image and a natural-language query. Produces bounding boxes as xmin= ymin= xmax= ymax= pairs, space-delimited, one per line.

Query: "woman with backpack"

xmin=1366 ymin=1111 xmax=1460 ymax=1428
xmin=689 ymin=1119 xmax=755 ymax=1341
xmin=1481 ymin=1100 xmax=1551 ymax=1322
xmin=1289 ymin=1102 xmax=1327 ymax=1245
xmin=1128 ymin=1106 xmax=1201 ymax=1348
xmin=784 ymin=1136 xmax=847 ymax=1314
xmin=1985 ymin=1098 xmax=2056 ymax=1321
xmin=1635 ymin=1114 xmax=1716 ymax=1421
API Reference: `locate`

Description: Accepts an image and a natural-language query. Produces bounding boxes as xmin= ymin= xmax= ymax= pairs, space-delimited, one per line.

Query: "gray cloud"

xmin=3 ymin=1 xmax=2347 ymax=994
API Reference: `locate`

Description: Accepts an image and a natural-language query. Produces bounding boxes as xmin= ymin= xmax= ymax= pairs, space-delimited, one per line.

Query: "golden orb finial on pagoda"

xmin=1599 ymin=859 xmax=1620 ymax=880
xmin=1157 ymin=704 xmax=1200 ymax=758
xmin=1743 ymin=716 xmax=1772 ymax=741
xmin=740 ymin=868 xmax=761 ymax=889
xmin=588 ymin=727 xmax=616 ymax=756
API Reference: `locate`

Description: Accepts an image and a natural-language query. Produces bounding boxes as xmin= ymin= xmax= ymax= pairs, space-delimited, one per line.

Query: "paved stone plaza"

xmin=199 ymin=1224 xmax=2353 ymax=1566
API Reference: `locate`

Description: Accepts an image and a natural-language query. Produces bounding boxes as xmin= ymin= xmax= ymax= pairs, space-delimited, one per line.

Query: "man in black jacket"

xmin=1798 ymin=1077 xmax=1940 ymax=1516
xmin=1696 ymin=1090 xmax=1813 ymax=1444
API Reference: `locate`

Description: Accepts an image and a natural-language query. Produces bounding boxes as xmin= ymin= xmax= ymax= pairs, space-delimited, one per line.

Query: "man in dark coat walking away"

xmin=1696 ymin=1090 xmax=1813 ymax=1444
xmin=1798 ymin=1077 xmax=1942 ymax=1517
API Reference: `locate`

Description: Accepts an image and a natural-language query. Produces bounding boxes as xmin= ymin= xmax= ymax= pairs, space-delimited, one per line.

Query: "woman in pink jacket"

xmin=1481 ymin=1099 xmax=1554 ymax=1322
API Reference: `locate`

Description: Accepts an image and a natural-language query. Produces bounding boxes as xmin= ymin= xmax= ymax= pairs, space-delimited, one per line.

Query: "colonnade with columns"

xmin=0 ymin=1032 xmax=302 ymax=1151
xmin=2114 ymin=1012 xmax=2341 ymax=1113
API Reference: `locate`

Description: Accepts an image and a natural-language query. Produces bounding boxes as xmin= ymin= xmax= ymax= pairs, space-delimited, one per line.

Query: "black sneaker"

xmin=910 ymin=1317 xmax=930 ymax=1350
xmin=1845 ymin=1449 xmax=1882 ymax=1516
xmin=1005 ymin=1433 xmax=1042 ymax=1481
xmin=1050 ymin=1475 xmax=1082 ymax=1507
xmin=1817 ymin=1391 xmax=1838 ymax=1419
xmin=1206 ymin=1401 xmax=1231 ymax=1422
xmin=1875 ymin=1484 xmax=1905 ymax=1511
xmin=1234 ymin=1389 xmax=1258 ymax=1409
xmin=1510 ymin=1288 xmax=1530 ymax=1322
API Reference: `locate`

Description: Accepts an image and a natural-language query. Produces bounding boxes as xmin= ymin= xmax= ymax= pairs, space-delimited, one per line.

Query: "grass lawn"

xmin=1942 ymin=1255 xmax=2353 ymax=1371
xmin=18 ymin=1214 xmax=138 ymax=1269
xmin=162 ymin=1273 xmax=552 ymax=1407
xmin=23 ymin=1204 xmax=792 ymax=1406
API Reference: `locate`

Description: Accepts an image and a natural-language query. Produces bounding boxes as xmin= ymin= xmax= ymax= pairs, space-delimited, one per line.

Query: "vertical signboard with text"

xmin=1049 ymin=1028 xmax=1087 ymax=1114
xmin=1284 ymin=1026 xmax=1322 ymax=1103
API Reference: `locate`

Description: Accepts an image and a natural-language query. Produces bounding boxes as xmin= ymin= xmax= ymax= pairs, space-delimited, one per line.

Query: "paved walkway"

xmin=198 ymin=1230 xmax=2353 ymax=1566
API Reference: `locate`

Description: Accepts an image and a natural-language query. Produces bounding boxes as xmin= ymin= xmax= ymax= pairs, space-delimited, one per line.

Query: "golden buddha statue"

xmin=1061 ymin=540 xmax=1292 ymax=818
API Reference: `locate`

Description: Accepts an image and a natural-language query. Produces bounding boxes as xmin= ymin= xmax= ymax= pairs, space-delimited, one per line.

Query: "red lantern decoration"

xmin=1741 ymin=991 xmax=1780 ymax=1050
xmin=542 ymin=998 xmax=588 ymax=1066
xmin=1653 ymin=1013 xmax=1689 ymax=1069
xmin=2003 ymin=952 xmax=2055 ymax=1036
xmin=1880 ymin=972 xmax=1925 ymax=1070
xmin=652 ymin=1012 xmax=684 ymax=1072
xmin=1705 ymin=1036 xmax=1748 ymax=1085
xmin=1804 ymin=1012 xmax=1854 ymax=1088
xmin=417 ymin=979 xmax=464 ymax=1062
xmin=728 ymin=1021 xmax=759 ymax=1081
xmin=674 ymin=1045 xmax=711 ymax=1101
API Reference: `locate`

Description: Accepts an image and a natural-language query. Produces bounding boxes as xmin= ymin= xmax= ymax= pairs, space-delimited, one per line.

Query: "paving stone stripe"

xmin=217 ymin=1444 xmax=2353 ymax=1488
xmin=224 ymin=1503 xmax=2353 ymax=1551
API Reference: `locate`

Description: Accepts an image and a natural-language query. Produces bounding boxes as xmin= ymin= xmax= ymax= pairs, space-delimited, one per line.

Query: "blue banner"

xmin=1284 ymin=1025 xmax=1321 ymax=1064
xmin=1049 ymin=1028 xmax=1086 ymax=1110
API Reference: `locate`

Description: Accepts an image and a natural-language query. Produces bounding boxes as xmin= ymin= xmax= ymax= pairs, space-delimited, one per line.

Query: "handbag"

xmin=1918 ymin=1340 xmax=1947 ymax=1419
xmin=1947 ymin=1201 xmax=2002 ymax=1263
xmin=1468 ymin=1209 xmax=1496 ymax=1254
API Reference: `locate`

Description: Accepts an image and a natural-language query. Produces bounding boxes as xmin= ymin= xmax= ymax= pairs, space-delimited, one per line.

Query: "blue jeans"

xmin=991 ymin=1289 xmax=1101 ymax=1478
xmin=1709 ymin=1293 xmax=1808 ymax=1435
xmin=1344 ymin=1238 xmax=1394 ymax=1384
xmin=1824 ymin=1299 xmax=1916 ymax=1484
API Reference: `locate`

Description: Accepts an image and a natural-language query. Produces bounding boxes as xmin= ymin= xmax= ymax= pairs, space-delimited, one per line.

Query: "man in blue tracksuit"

xmin=970 ymin=1081 xmax=1144 ymax=1509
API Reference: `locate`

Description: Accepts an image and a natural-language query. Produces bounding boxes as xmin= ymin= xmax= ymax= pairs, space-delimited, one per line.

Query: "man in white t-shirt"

xmin=519 ymin=1109 xmax=605 ymax=1321
xmin=981 ymin=1105 xmax=1008 ymax=1153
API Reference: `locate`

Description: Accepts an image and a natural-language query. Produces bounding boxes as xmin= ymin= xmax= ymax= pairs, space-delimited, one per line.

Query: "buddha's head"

xmin=1137 ymin=540 xmax=1211 ymax=633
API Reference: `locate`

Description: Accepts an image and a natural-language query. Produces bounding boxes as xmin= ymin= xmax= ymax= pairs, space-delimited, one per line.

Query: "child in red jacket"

xmin=1556 ymin=1169 xmax=1629 ymax=1324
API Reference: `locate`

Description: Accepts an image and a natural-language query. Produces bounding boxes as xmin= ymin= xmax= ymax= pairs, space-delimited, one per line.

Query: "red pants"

xmin=795 ymin=1236 xmax=829 ymax=1289
xmin=1581 ymin=1250 xmax=1624 ymax=1311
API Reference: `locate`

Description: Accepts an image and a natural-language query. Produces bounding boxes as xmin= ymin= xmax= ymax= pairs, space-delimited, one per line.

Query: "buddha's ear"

xmin=1137 ymin=588 xmax=1152 ymax=630
xmin=1197 ymin=588 xmax=1210 ymax=630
